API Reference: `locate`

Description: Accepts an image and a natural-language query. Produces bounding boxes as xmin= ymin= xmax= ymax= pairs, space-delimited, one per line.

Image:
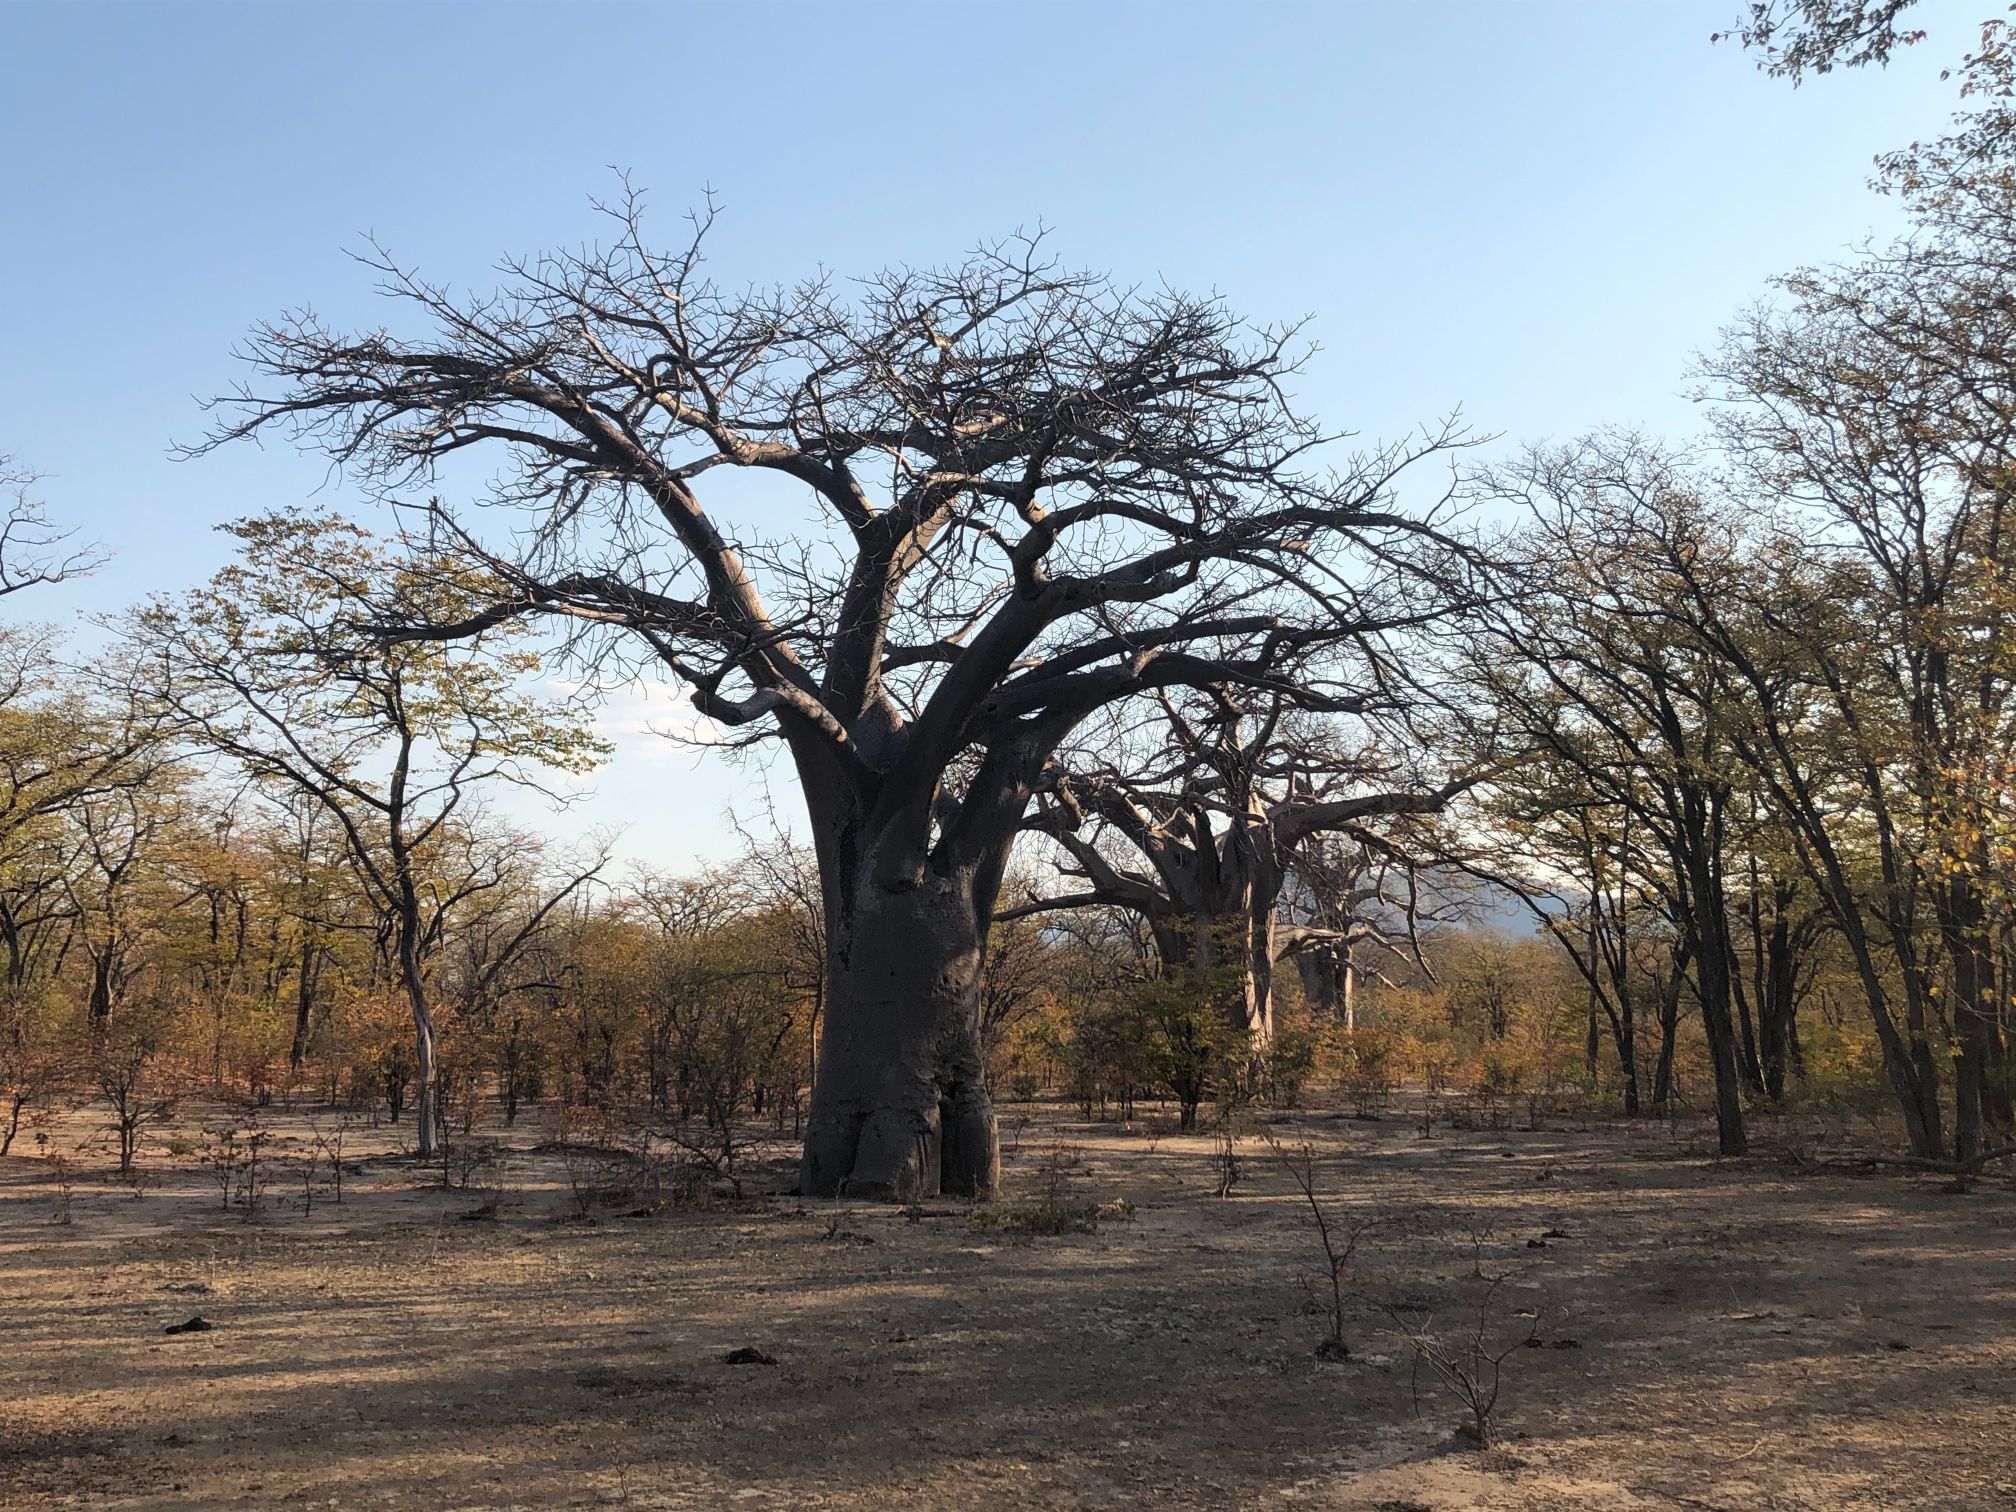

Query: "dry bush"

xmin=34 ymin=1132 xmax=74 ymax=1224
xmin=198 ymin=1117 xmax=272 ymax=1219
xmin=0 ymin=987 xmax=65 ymax=1157
xmin=448 ymin=1140 xmax=511 ymax=1219
xmin=548 ymin=1104 xmax=639 ymax=1217
xmin=306 ymin=1115 xmax=354 ymax=1203
xmin=1335 ymin=1028 xmax=1402 ymax=1117
xmin=1379 ymin=1227 xmax=1545 ymax=1449
xmin=969 ymin=1139 xmax=1128 ymax=1238
xmin=1256 ymin=1014 xmax=1318 ymax=1108
xmin=1213 ymin=1103 xmax=1247 ymax=1198
xmin=1261 ymin=1131 xmax=1375 ymax=1359
xmin=90 ymin=1012 xmax=172 ymax=1177
xmin=442 ymin=1136 xmax=509 ymax=1192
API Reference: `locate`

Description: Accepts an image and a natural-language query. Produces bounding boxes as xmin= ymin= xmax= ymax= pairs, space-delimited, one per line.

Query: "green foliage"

xmin=1145 ymin=971 xmax=1249 ymax=1137
xmin=142 ymin=510 xmax=610 ymax=799
xmin=1033 ymin=992 xmax=1159 ymax=1121
xmin=967 ymin=1140 xmax=1133 ymax=1239
xmin=1258 ymin=1016 xmax=1318 ymax=1108
xmin=1336 ymin=1027 xmax=1401 ymax=1116
xmin=1479 ymin=1052 xmax=1526 ymax=1097
xmin=966 ymin=1198 xmax=1106 ymax=1238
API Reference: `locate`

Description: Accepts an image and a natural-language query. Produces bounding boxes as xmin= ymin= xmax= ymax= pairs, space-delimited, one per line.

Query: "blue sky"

xmin=0 ymin=0 xmax=1977 ymax=867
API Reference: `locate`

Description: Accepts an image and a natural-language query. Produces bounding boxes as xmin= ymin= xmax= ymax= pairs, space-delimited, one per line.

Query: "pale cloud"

xmin=537 ymin=674 xmax=727 ymax=766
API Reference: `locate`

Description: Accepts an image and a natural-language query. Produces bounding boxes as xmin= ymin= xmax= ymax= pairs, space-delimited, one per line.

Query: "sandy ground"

xmin=1 ymin=1099 xmax=2012 ymax=1511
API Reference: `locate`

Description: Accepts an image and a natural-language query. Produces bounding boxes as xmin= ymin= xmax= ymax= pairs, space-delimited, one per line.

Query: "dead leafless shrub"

xmin=234 ymin=1126 xmax=268 ymax=1214
xmin=460 ymin=1149 xmax=511 ymax=1220
xmin=1379 ymin=1228 xmax=1543 ymax=1448
xmin=200 ymin=1129 xmax=238 ymax=1210
xmin=199 ymin=1120 xmax=271 ymax=1219
xmin=442 ymin=1137 xmax=508 ymax=1190
xmin=658 ymin=1112 xmax=752 ymax=1200
xmin=35 ymin=1132 xmax=73 ymax=1224
xmin=546 ymin=1105 xmax=739 ymax=1218
xmin=546 ymin=1105 xmax=638 ymax=1217
xmin=1002 ymin=1108 xmax=1032 ymax=1157
xmin=307 ymin=1115 xmax=353 ymax=1204
xmin=817 ymin=1189 xmax=875 ymax=1246
xmin=1261 ymin=1132 xmax=1375 ymax=1359
xmin=562 ymin=1142 xmax=634 ymax=1217
xmin=1037 ymin=1138 xmax=1082 ymax=1181
xmin=1451 ymin=1085 xmax=1511 ymax=1133
xmin=1213 ymin=1105 xmax=1247 ymax=1198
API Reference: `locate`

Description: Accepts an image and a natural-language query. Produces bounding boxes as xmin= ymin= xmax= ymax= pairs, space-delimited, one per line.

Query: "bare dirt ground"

xmin=1 ymin=1098 xmax=2012 ymax=1511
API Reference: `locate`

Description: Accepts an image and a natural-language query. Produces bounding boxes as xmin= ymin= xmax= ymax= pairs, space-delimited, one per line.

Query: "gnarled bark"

xmin=800 ymin=873 xmax=997 ymax=1198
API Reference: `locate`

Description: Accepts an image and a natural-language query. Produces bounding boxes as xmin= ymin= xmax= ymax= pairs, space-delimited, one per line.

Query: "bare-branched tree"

xmin=1016 ymin=690 xmax=1469 ymax=1042
xmin=1280 ymin=829 xmax=1452 ymax=1033
xmin=0 ymin=459 xmax=103 ymax=597
xmin=191 ymin=192 xmax=1473 ymax=1197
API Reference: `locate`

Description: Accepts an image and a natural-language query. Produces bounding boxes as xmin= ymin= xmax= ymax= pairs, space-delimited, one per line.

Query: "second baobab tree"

xmin=1016 ymin=691 xmax=1466 ymax=1044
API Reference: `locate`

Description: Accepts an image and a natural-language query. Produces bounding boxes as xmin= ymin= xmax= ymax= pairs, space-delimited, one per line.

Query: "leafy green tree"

xmin=130 ymin=512 xmax=605 ymax=1156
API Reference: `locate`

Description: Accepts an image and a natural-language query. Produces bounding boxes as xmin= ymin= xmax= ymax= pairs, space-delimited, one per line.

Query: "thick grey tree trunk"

xmin=1152 ymin=909 xmax=1274 ymax=1042
xmin=799 ymin=873 xmax=999 ymax=1199
xmin=1295 ymin=951 xmax=1338 ymax=1017
xmin=1293 ymin=948 xmax=1355 ymax=1032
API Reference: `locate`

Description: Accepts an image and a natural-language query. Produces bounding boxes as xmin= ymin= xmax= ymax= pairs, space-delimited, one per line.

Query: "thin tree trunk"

xmin=1685 ymin=850 xmax=1748 ymax=1155
xmin=1728 ymin=950 xmax=1768 ymax=1100
xmin=1650 ymin=945 xmax=1687 ymax=1114
xmin=1614 ymin=994 xmax=1640 ymax=1116
xmin=398 ymin=905 xmax=437 ymax=1161
xmin=1585 ymin=981 xmax=1600 ymax=1085
xmin=1758 ymin=903 xmax=1795 ymax=1103
xmin=289 ymin=940 xmax=318 ymax=1069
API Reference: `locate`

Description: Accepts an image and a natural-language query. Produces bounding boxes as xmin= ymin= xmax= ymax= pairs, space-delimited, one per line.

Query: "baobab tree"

xmin=1280 ymin=830 xmax=1447 ymax=1033
xmin=1014 ymin=692 xmax=1466 ymax=1042
xmin=193 ymin=192 xmax=1472 ymax=1197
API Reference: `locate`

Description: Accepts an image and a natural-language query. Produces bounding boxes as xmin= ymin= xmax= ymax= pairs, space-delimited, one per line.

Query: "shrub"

xmin=1137 ymin=979 xmax=1250 ymax=1132
xmin=1479 ymin=1052 xmax=1527 ymax=1097
xmin=1338 ymin=1029 xmax=1401 ymax=1116
xmin=968 ymin=1139 xmax=1130 ymax=1239
xmin=1259 ymin=1017 xmax=1318 ymax=1108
